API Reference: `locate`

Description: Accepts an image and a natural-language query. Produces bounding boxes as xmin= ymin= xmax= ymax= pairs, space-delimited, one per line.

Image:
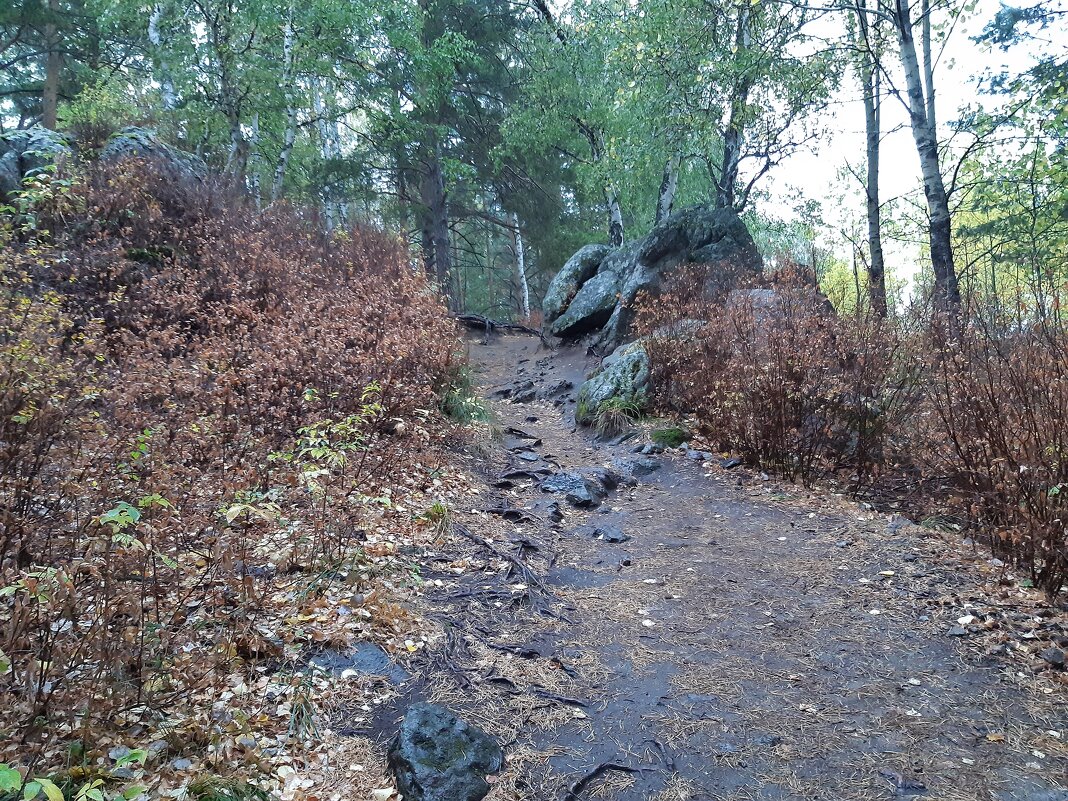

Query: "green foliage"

xmin=418 ymin=501 xmax=452 ymax=535
xmin=650 ymin=426 xmax=690 ymax=448
xmin=187 ymin=778 xmax=272 ymax=801
xmin=440 ymin=365 xmax=492 ymax=424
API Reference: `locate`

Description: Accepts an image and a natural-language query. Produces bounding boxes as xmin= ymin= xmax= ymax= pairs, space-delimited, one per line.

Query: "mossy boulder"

xmin=543 ymin=244 xmax=612 ymax=327
xmin=0 ymin=126 xmax=73 ymax=199
xmin=388 ymin=703 xmax=503 ymax=801
xmin=650 ymin=426 xmax=691 ymax=448
xmin=576 ymin=341 xmax=650 ymax=426
xmin=100 ymin=126 xmax=208 ymax=182
xmin=544 ymin=205 xmax=762 ymax=347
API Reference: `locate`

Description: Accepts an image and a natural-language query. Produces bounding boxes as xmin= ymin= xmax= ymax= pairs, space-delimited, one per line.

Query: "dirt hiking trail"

xmin=403 ymin=333 xmax=1067 ymax=801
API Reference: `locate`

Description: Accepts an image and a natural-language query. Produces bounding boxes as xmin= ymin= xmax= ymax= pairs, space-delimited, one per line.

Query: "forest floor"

xmin=329 ymin=333 xmax=1068 ymax=801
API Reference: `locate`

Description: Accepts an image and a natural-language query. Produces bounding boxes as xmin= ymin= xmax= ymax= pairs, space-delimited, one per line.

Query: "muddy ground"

xmin=348 ymin=333 xmax=1068 ymax=801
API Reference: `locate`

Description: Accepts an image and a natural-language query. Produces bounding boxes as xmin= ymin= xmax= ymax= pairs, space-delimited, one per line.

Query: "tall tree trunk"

xmin=716 ymin=126 xmax=742 ymax=210
xmin=149 ymin=3 xmax=177 ymax=110
xmin=511 ymin=211 xmax=531 ymax=320
xmin=714 ymin=7 xmax=753 ymax=211
xmin=420 ymin=144 xmax=452 ymax=305
xmin=395 ymin=161 xmax=410 ymax=237
xmin=41 ymin=0 xmax=61 ymax=130
xmin=210 ymin=14 xmax=247 ymax=182
xmin=655 ymin=152 xmax=681 ymax=225
xmin=894 ymin=0 xmax=960 ymax=312
xmin=313 ymin=81 xmax=347 ymax=230
xmin=856 ymin=0 xmax=888 ymax=317
xmin=921 ymin=0 xmax=936 ymax=132
xmin=224 ymin=109 xmax=249 ymax=180
xmin=271 ymin=4 xmax=298 ymax=202
xmin=582 ymin=123 xmax=625 ymax=245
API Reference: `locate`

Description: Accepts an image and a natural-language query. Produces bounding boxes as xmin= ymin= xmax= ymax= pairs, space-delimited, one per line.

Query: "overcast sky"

xmin=761 ymin=0 xmax=1048 ymax=282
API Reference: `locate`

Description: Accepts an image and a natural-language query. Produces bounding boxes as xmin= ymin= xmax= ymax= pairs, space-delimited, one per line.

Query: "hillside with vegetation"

xmin=1 ymin=0 xmax=1066 ymax=799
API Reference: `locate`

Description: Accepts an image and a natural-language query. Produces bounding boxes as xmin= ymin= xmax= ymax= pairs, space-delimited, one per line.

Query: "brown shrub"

xmin=638 ymin=265 xmax=918 ymax=485
xmin=638 ymin=263 xmax=1068 ymax=595
xmin=916 ymin=317 xmax=1068 ymax=593
xmin=0 ymin=160 xmax=459 ymax=760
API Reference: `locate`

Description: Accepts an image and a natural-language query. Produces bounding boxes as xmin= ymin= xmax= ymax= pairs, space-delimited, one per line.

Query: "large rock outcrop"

xmin=100 ymin=127 xmax=208 ymax=182
xmin=0 ymin=126 xmax=206 ymax=201
xmin=542 ymin=244 xmax=613 ymax=326
xmin=0 ymin=126 xmax=73 ymax=199
xmin=543 ymin=205 xmax=761 ymax=348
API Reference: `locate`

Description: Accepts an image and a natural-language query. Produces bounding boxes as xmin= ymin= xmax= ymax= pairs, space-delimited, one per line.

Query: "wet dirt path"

xmin=424 ymin=333 xmax=1067 ymax=801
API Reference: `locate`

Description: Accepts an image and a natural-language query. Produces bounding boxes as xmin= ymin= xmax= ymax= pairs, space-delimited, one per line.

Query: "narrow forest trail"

xmin=410 ymin=333 xmax=1066 ymax=801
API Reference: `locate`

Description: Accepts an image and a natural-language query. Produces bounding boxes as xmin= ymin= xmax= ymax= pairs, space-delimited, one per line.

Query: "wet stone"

xmin=309 ymin=643 xmax=409 ymax=684
xmin=574 ymin=523 xmax=630 ymax=543
xmin=1040 ymin=647 xmax=1065 ymax=668
xmin=388 ymin=703 xmax=503 ymax=801
xmin=541 ymin=471 xmax=607 ymax=508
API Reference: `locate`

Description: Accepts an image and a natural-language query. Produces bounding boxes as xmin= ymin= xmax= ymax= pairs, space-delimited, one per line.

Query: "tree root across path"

xmin=453 ymin=313 xmax=549 ymax=344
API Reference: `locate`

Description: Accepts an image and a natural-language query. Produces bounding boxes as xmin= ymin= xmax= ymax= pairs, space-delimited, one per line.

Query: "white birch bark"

xmin=149 ymin=3 xmax=177 ymax=110
xmin=511 ymin=211 xmax=531 ymax=320
xmin=271 ymin=4 xmax=298 ymax=202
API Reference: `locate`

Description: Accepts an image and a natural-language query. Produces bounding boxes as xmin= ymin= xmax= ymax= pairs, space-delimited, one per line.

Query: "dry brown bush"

xmin=0 ymin=161 xmax=459 ymax=771
xmin=638 ymin=264 xmax=1068 ymax=595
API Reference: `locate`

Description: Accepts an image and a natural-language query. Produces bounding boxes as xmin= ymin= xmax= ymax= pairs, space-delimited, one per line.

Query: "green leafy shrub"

xmin=440 ymin=364 xmax=492 ymax=424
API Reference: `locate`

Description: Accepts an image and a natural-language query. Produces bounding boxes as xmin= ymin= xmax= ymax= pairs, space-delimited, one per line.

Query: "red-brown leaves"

xmin=0 ymin=160 xmax=459 ymax=762
xmin=637 ymin=265 xmax=1067 ymax=595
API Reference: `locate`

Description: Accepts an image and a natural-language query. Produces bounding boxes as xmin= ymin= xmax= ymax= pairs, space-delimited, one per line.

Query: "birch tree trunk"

xmin=248 ymin=112 xmax=262 ymax=209
xmin=208 ymin=12 xmax=248 ymax=182
xmin=511 ymin=211 xmax=531 ymax=320
xmin=856 ymin=0 xmax=888 ymax=316
xmin=921 ymin=0 xmax=936 ymax=132
xmin=894 ymin=0 xmax=960 ymax=312
xmin=606 ymin=186 xmax=625 ymax=246
xmin=149 ymin=3 xmax=177 ymax=110
xmin=714 ymin=7 xmax=753 ymax=211
xmin=581 ymin=123 xmax=625 ymax=245
xmin=312 ymin=82 xmax=347 ymax=231
xmin=271 ymin=5 xmax=298 ymax=202
xmin=655 ymin=152 xmax=681 ymax=225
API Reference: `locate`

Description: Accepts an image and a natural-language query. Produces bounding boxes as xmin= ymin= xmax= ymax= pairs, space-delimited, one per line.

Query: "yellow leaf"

xmin=37 ymin=779 xmax=64 ymax=801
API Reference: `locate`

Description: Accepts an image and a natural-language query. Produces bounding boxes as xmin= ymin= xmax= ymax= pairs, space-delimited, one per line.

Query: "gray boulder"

xmin=576 ymin=341 xmax=650 ymax=426
xmin=100 ymin=127 xmax=208 ymax=182
xmin=0 ymin=126 xmax=73 ymax=199
xmin=543 ymin=244 xmax=612 ymax=326
xmin=388 ymin=703 xmax=503 ymax=801
xmin=550 ymin=269 xmax=622 ymax=339
xmin=540 ymin=470 xmax=611 ymax=508
xmin=544 ymin=205 xmax=762 ymax=348
xmin=574 ymin=523 xmax=630 ymax=543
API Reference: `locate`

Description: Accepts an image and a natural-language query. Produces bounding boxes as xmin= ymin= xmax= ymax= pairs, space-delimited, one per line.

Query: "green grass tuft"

xmin=440 ymin=365 xmax=493 ymax=424
xmin=188 ymin=778 xmax=273 ymax=801
xmin=594 ymin=396 xmax=643 ymax=437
